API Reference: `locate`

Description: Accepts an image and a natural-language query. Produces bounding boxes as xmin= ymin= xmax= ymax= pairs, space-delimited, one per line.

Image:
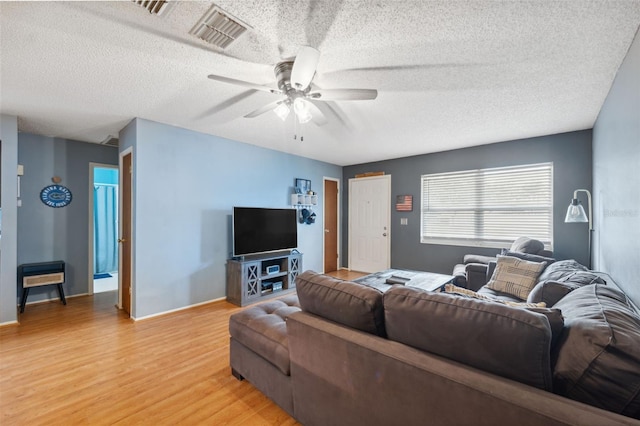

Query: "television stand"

xmin=226 ymin=252 xmax=302 ymax=306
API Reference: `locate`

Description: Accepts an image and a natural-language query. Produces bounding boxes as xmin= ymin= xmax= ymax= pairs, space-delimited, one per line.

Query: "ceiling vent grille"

xmin=131 ymin=0 xmax=170 ymax=16
xmin=101 ymin=136 xmax=119 ymax=147
xmin=190 ymin=5 xmax=251 ymax=49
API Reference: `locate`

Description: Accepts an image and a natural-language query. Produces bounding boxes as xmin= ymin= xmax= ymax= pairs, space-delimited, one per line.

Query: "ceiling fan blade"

xmin=290 ymin=46 xmax=320 ymax=91
xmin=208 ymin=74 xmax=282 ymax=95
xmin=305 ymin=101 xmax=328 ymax=126
xmin=308 ymin=89 xmax=378 ymax=101
xmin=244 ymin=100 xmax=284 ymax=118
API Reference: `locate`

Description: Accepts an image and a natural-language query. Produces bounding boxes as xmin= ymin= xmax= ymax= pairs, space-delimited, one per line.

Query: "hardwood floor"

xmin=0 ymin=291 xmax=298 ymax=425
xmin=0 ymin=269 xmax=365 ymax=425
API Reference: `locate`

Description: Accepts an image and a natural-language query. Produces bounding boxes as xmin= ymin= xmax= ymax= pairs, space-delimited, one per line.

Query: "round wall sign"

xmin=40 ymin=185 xmax=73 ymax=208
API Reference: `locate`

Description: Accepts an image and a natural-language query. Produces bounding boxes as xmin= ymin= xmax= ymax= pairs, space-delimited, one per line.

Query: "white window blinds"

xmin=421 ymin=163 xmax=553 ymax=248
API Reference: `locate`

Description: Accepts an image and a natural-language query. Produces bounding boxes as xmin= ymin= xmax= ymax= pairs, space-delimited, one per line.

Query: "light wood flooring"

xmin=0 ymin=269 xmax=366 ymax=425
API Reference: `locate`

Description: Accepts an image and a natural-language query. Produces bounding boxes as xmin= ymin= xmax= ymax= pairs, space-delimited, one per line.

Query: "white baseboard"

xmin=17 ymin=292 xmax=89 ymax=308
xmin=0 ymin=319 xmax=19 ymax=327
xmin=131 ymin=296 xmax=227 ymax=321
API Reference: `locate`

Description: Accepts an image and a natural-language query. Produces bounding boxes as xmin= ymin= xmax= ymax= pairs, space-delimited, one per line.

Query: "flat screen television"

xmin=232 ymin=207 xmax=298 ymax=257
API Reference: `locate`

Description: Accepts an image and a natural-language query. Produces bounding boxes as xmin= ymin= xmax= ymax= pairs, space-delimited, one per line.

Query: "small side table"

xmin=18 ymin=261 xmax=66 ymax=313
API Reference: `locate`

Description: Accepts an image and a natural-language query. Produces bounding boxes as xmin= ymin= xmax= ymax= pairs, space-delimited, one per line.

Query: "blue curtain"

xmin=94 ymin=185 xmax=118 ymax=274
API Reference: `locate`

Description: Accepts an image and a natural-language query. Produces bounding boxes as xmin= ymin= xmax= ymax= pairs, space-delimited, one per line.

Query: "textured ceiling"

xmin=1 ymin=1 xmax=639 ymax=166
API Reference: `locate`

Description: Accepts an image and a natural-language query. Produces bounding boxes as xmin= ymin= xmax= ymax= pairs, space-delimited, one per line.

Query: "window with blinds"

xmin=420 ymin=163 xmax=553 ymax=249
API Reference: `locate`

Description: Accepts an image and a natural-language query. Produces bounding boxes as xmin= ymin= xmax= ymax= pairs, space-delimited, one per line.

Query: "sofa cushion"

xmin=552 ymin=284 xmax=640 ymax=419
xmin=296 ymin=270 xmax=386 ymax=337
xmin=384 ymin=286 xmax=555 ymax=391
xmin=228 ymin=295 xmax=301 ymax=375
xmin=527 ymin=280 xmax=577 ymax=306
xmin=500 ymin=249 xmax=556 ymax=265
xmin=485 ymin=255 xmax=547 ymax=300
xmin=444 ymin=284 xmax=564 ymax=351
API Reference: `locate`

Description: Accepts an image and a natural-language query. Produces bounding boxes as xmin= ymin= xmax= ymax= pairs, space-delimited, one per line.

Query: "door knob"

xmin=324 ymin=229 xmax=329 ymax=233
xmin=118 ymin=238 xmax=127 ymax=243
xmin=382 ymin=233 xmax=387 ymax=237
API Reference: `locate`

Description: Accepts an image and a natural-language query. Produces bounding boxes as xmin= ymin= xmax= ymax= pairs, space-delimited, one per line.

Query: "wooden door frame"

xmin=322 ymin=177 xmax=341 ymax=273
xmin=88 ymin=162 xmax=118 ymax=295
xmin=119 ymin=147 xmax=133 ymax=314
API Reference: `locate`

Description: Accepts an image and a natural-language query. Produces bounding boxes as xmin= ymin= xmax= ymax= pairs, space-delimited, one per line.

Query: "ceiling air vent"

xmin=101 ymin=136 xmax=119 ymax=147
xmin=190 ymin=5 xmax=251 ymax=49
xmin=131 ymin=0 xmax=170 ymax=16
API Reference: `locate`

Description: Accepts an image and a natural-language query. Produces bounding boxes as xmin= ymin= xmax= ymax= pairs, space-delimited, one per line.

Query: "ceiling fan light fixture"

xmin=293 ymin=98 xmax=312 ymax=123
xmin=297 ymin=111 xmax=312 ymax=124
xmin=273 ymin=102 xmax=290 ymax=121
xmin=293 ymin=98 xmax=307 ymax=114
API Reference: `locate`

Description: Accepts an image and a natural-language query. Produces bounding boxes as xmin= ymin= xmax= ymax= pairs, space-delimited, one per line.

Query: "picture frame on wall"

xmin=295 ymin=178 xmax=311 ymax=194
xmin=396 ymin=195 xmax=413 ymax=211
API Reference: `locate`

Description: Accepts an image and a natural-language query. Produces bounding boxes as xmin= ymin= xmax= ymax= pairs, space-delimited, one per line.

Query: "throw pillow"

xmin=295 ymin=270 xmax=386 ymax=337
xmin=527 ymin=280 xmax=577 ymax=307
xmin=485 ymin=256 xmax=547 ymax=300
xmin=553 ymin=284 xmax=640 ymax=419
xmin=509 ymin=237 xmax=544 ymax=254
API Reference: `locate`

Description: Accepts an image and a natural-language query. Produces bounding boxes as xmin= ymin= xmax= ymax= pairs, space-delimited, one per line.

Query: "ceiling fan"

xmin=207 ymin=46 xmax=378 ymax=125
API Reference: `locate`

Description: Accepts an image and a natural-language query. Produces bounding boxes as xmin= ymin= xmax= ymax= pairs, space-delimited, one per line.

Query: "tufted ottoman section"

xmin=229 ymin=294 xmax=301 ymax=416
xmin=229 ymin=295 xmax=301 ymax=375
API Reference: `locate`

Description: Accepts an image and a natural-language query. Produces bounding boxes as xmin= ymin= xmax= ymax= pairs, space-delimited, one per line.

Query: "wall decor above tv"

xmin=232 ymin=207 xmax=298 ymax=257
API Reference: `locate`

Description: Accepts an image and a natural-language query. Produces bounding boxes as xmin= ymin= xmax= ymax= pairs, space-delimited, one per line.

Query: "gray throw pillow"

xmin=527 ymin=280 xmax=577 ymax=307
xmin=509 ymin=237 xmax=544 ymax=254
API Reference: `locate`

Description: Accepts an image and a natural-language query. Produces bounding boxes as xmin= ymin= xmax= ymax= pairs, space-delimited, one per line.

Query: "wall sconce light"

xmin=564 ymin=189 xmax=592 ymax=268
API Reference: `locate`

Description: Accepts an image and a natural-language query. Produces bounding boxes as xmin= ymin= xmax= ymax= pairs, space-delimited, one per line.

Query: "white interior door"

xmin=348 ymin=175 xmax=391 ymax=273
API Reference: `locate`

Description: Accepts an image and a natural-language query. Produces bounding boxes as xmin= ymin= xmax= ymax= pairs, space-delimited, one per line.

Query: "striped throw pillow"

xmin=485 ymin=256 xmax=547 ymax=300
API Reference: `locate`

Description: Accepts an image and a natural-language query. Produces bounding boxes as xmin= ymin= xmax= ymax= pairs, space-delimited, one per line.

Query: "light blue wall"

xmin=16 ymin=134 xmax=118 ymax=303
xmin=127 ymin=119 xmax=341 ymax=319
xmin=0 ymin=115 xmax=18 ymax=324
xmin=593 ymin=28 xmax=640 ymax=307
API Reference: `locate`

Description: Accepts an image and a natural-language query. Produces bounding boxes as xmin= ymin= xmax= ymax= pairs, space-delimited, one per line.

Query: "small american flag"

xmin=396 ymin=195 xmax=413 ymax=211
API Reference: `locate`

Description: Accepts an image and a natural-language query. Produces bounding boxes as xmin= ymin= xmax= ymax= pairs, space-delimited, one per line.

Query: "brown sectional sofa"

xmin=228 ymin=267 xmax=640 ymax=425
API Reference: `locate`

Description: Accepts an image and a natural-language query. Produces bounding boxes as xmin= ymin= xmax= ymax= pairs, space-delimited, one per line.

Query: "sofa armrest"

xmin=465 ymin=263 xmax=489 ymax=291
xmin=487 ymin=261 xmax=497 ymax=281
xmin=463 ymin=254 xmax=497 ymax=265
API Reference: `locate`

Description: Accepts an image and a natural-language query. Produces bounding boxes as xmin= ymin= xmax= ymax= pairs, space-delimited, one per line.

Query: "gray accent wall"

xmin=16 ymin=134 xmax=119 ymax=303
xmin=343 ymin=131 xmax=593 ymax=275
xmin=0 ymin=115 xmax=18 ymax=324
xmin=124 ymin=118 xmax=341 ymax=319
xmin=593 ymin=28 xmax=640 ymax=307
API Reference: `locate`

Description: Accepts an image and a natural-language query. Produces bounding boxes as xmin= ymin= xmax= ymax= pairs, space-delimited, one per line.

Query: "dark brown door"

xmin=324 ymin=179 xmax=339 ymax=273
xmin=120 ymin=153 xmax=132 ymax=316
